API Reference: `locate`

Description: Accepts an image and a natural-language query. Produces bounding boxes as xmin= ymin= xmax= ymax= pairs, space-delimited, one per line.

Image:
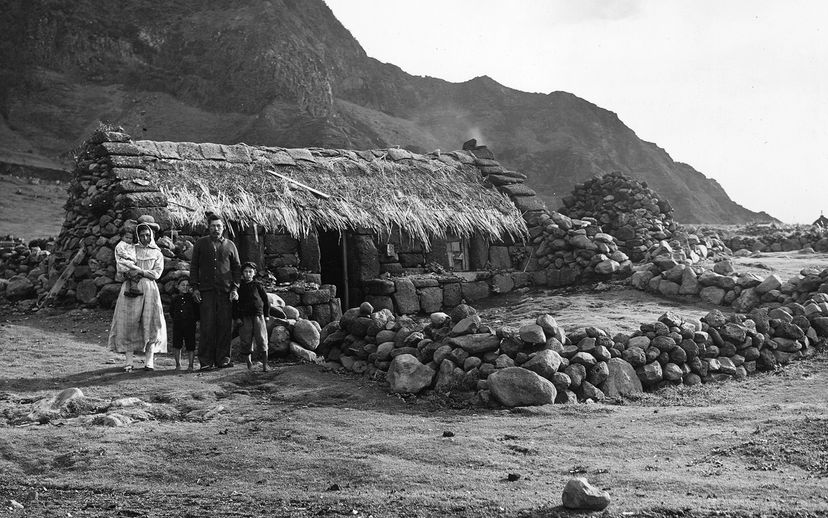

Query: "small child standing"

xmin=114 ymin=223 xmax=143 ymax=297
xmin=171 ymin=282 xmax=199 ymax=371
xmin=233 ymin=262 xmax=271 ymax=371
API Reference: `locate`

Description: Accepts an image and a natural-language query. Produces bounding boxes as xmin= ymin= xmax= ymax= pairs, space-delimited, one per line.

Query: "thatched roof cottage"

xmin=54 ymin=129 xmax=550 ymax=321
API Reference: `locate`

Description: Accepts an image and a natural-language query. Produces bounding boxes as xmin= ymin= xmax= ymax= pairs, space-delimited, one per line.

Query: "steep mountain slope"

xmin=0 ymin=0 xmax=775 ymax=223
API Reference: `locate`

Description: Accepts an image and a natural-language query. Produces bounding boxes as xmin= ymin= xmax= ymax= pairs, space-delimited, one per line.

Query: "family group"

xmin=106 ymin=214 xmax=272 ymax=372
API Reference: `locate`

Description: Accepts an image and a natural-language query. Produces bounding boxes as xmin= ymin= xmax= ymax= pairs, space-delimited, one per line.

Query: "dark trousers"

xmin=198 ymin=290 xmax=233 ymax=367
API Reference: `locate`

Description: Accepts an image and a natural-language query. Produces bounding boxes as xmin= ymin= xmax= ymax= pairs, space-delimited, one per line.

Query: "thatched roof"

xmin=132 ymin=141 xmax=528 ymax=244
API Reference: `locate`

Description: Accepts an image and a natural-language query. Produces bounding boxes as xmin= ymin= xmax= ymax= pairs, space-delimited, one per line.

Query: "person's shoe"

xmin=123 ymin=365 xmax=133 ymax=373
xmin=198 ymin=365 xmax=214 ymax=372
xmin=217 ymin=362 xmax=234 ymax=369
xmin=143 ymin=366 xmax=154 ymax=372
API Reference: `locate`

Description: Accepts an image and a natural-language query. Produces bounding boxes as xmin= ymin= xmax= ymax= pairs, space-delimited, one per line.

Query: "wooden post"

xmin=39 ymin=248 xmax=86 ymax=307
xmin=341 ymin=232 xmax=349 ymax=308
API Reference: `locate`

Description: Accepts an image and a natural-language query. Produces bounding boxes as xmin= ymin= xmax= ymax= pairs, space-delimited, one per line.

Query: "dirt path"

xmin=1 ymin=287 xmax=827 ymax=517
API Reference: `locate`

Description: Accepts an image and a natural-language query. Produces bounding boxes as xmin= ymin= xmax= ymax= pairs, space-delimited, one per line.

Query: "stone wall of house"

xmin=360 ymin=270 xmax=534 ymax=315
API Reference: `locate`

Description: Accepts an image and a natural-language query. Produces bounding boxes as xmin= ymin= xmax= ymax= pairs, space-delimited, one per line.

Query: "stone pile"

xmin=318 ymin=296 xmax=828 ymax=406
xmin=248 ymin=310 xmax=331 ymax=363
xmin=631 ymin=249 xmax=828 ymax=314
xmin=318 ymin=301 xmax=647 ymax=406
xmin=560 ymin=172 xmax=677 ymax=262
xmin=530 ymin=211 xmax=633 ymax=287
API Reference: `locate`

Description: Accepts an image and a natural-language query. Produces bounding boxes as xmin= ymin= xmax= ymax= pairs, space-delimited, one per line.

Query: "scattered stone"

xmin=387 ymin=354 xmax=435 ymax=393
xmin=561 ymin=477 xmax=611 ymax=511
xmin=488 ymin=367 xmax=556 ymax=407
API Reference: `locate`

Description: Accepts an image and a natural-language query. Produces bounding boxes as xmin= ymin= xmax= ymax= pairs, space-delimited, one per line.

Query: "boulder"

xmin=621 ymin=346 xmax=646 ymax=367
xmin=637 ymin=361 xmax=663 ymax=385
xmin=731 ymin=288 xmax=760 ymax=312
xmin=594 ymin=259 xmax=620 ymax=275
xmin=713 ymin=260 xmax=735 ymax=275
xmin=719 ymin=323 xmax=747 ymax=344
xmin=96 ymin=283 xmax=122 ymax=308
xmin=663 ymin=362 xmax=683 ymax=382
xmin=565 ymin=363 xmax=586 ymax=388
xmin=522 ymin=350 xmax=563 ymax=380
xmin=627 ymin=336 xmax=650 ymax=349
xmin=599 ymin=358 xmax=642 ymax=398
xmin=561 ymin=477 xmax=611 ymax=511
xmin=570 ymin=351 xmax=597 ymax=367
xmin=519 ymin=324 xmax=546 ymax=344
xmin=447 ymin=333 xmax=501 ymax=355
xmin=289 ymin=342 xmax=318 ymax=362
xmin=488 ymin=367 xmax=556 ymax=407
xmin=451 ymin=314 xmax=481 ymax=336
xmin=579 ymin=381 xmax=605 ymax=402
xmin=699 ymin=286 xmax=726 ymax=305
xmin=387 ymin=354 xmax=436 ymax=393
xmin=269 ymin=326 xmax=292 ymax=355
xmin=4 ymin=275 xmax=35 ymax=300
xmin=292 ymin=319 xmax=320 ymax=350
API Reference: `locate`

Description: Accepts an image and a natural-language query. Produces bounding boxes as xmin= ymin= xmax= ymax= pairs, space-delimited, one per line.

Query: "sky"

xmin=324 ymin=0 xmax=828 ymax=224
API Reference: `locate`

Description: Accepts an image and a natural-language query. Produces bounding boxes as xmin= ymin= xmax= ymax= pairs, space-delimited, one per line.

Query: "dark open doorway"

xmin=318 ymin=230 xmax=349 ymax=307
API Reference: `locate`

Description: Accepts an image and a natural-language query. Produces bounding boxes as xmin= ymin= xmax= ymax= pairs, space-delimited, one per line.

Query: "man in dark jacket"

xmin=190 ymin=215 xmax=241 ymax=370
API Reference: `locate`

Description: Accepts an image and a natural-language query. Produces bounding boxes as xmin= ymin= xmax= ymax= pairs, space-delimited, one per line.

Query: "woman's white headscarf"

xmin=135 ymin=223 xmax=160 ymax=249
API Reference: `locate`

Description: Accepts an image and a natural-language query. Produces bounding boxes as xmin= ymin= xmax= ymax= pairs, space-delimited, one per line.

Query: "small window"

xmin=446 ymin=238 xmax=469 ymax=271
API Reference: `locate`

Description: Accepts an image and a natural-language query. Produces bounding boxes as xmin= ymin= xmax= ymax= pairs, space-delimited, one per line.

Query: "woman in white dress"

xmin=108 ymin=215 xmax=168 ymax=371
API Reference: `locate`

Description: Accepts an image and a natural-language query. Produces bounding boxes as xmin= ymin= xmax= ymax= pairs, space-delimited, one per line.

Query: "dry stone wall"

xmin=720 ymin=226 xmax=828 ymax=254
xmin=631 ymin=246 xmax=828 ymax=315
xmin=317 ymin=296 xmax=828 ymax=407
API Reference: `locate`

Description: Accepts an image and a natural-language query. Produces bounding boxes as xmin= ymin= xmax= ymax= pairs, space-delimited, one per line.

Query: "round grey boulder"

xmin=488 ymin=367 xmax=556 ymax=407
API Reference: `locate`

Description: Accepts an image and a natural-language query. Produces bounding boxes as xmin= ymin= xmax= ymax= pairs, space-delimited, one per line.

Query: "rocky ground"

xmin=1 ymin=277 xmax=827 ymax=517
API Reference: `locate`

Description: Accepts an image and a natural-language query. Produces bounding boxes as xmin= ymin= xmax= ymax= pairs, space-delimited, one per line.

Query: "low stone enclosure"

xmin=309 ymin=266 xmax=828 ymax=406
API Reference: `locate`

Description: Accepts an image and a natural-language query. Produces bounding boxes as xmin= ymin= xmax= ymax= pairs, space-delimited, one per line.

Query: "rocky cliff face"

xmin=0 ymin=0 xmax=775 ymax=224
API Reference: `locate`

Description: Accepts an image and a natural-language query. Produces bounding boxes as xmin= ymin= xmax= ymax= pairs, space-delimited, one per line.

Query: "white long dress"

xmin=107 ymin=231 xmax=168 ymax=354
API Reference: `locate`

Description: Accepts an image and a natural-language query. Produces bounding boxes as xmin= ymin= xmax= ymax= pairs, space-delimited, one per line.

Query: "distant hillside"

xmin=0 ymin=0 xmax=776 ymax=224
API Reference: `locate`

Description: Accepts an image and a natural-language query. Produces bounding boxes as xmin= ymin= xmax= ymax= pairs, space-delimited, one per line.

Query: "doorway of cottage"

xmin=317 ymin=230 xmax=349 ymax=308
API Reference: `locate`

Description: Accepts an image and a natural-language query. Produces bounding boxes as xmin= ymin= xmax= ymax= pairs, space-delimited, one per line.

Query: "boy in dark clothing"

xmin=171 ymin=282 xmax=199 ymax=371
xmin=234 ymin=262 xmax=270 ymax=371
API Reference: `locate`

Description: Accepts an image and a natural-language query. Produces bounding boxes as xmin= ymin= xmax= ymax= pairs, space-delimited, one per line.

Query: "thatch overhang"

xmin=132 ymin=141 xmax=529 ymax=245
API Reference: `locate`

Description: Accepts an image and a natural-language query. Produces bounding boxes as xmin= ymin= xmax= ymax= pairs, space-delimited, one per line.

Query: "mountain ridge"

xmin=0 ymin=0 xmax=776 ymax=224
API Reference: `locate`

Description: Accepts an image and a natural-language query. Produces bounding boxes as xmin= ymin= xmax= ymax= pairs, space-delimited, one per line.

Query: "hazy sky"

xmin=324 ymin=0 xmax=827 ymax=224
